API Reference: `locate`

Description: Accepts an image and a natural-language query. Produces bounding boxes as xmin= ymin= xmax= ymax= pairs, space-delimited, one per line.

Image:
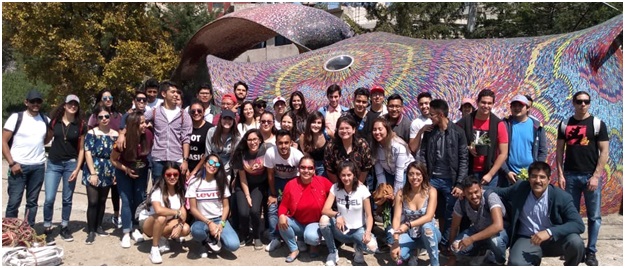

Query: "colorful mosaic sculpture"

xmin=176 ymin=4 xmax=623 ymax=215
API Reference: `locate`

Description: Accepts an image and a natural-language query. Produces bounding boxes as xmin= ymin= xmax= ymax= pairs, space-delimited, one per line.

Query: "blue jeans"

xmin=430 ymin=177 xmax=456 ymax=246
xmin=474 ymin=172 xmax=499 ymax=189
xmin=191 ymin=218 xmax=240 ymax=252
xmin=278 ymin=217 xmax=321 ymax=252
xmin=314 ymin=160 xmax=326 ymax=178
xmin=564 ymin=172 xmax=601 ymax=253
xmin=115 ymin=167 xmax=148 ymax=233
xmin=452 ymin=227 xmax=508 ymax=264
xmin=5 ymin=163 xmax=46 ymax=227
xmin=267 ymin=177 xmax=291 ymax=239
xmin=43 ymin=159 xmax=77 ymax=228
xmin=397 ymin=221 xmax=442 ymax=265
xmin=151 ymin=160 xmax=166 ymax=185
xmin=320 ymin=216 xmax=371 ymax=253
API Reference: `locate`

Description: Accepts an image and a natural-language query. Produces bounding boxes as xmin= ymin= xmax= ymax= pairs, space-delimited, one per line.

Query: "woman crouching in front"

xmin=187 ymin=153 xmax=240 ymax=257
xmin=141 ymin=162 xmax=190 ymax=264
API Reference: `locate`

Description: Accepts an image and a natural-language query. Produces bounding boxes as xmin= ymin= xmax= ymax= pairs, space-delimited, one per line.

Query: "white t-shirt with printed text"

xmin=332 ymin=184 xmax=371 ymax=230
xmin=185 ymin=177 xmax=231 ymax=219
xmin=263 ymin=146 xmax=303 ymax=179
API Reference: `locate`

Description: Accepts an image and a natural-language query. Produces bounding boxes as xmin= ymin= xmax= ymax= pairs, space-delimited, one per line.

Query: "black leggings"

xmin=110 ymin=186 xmax=120 ymax=213
xmin=235 ymin=183 xmax=267 ymax=240
xmin=87 ymin=184 xmax=111 ymax=233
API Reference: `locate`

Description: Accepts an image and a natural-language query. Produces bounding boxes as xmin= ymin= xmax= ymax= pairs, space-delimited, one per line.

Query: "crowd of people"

xmin=2 ymin=78 xmax=608 ymax=266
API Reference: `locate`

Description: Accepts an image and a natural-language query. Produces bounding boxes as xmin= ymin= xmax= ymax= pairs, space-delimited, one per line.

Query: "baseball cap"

xmin=221 ymin=109 xmax=236 ymax=120
xmin=510 ymin=95 xmax=529 ymax=106
xmin=65 ymin=94 xmax=80 ymax=104
xmin=459 ymin=97 xmax=476 ymax=111
xmin=222 ymin=93 xmax=237 ymax=104
xmin=272 ymin=96 xmax=286 ymax=106
xmin=26 ymin=89 xmax=43 ymax=101
xmin=370 ymin=86 xmax=384 ymax=94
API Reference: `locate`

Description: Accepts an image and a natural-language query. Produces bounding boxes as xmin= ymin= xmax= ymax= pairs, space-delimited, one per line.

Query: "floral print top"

xmin=323 ymin=137 xmax=372 ymax=175
xmin=82 ymin=131 xmax=117 ymax=187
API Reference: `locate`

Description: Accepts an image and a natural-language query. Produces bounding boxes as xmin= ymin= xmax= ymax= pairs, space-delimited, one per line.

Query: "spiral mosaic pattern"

xmin=195 ymin=5 xmax=622 ymax=214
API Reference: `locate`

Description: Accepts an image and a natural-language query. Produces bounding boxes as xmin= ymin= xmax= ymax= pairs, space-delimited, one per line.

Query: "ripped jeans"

xmin=396 ymin=221 xmax=441 ymax=265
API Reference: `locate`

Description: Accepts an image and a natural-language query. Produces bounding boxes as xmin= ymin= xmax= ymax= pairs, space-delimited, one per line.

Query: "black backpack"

xmin=7 ymin=112 xmax=50 ymax=148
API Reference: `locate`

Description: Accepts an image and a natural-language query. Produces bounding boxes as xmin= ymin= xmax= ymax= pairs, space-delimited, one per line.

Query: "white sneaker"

xmin=158 ymin=237 xmax=170 ymax=253
xmin=408 ymin=255 xmax=419 ymax=266
xmin=353 ymin=247 xmax=365 ymax=263
xmin=149 ymin=247 xmax=163 ymax=264
xmin=132 ymin=229 xmax=144 ymax=242
xmin=297 ymin=240 xmax=308 ymax=252
xmin=325 ymin=252 xmax=339 ymax=266
xmin=120 ymin=234 xmax=131 ymax=248
xmin=265 ymin=238 xmax=282 ymax=252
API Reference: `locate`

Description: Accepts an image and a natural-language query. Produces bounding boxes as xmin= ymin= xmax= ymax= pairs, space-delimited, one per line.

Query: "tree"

xmin=2 ymin=3 xmax=178 ymax=110
xmin=149 ymin=3 xmax=218 ymax=53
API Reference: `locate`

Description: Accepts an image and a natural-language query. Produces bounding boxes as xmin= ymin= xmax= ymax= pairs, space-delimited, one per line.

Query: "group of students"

xmin=2 ymin=78 xmax=607 ymax=266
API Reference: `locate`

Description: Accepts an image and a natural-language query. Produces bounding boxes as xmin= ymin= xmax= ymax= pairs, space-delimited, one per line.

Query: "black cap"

xmin=26 ymin=89 xmax=43 ymax=101
xmin=221 ymin=109 xmax=236 ymax=120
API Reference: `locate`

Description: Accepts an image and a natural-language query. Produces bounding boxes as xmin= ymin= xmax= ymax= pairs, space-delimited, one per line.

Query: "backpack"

xmin=559 ymin=116 xmax=601 ymax=137
xmin=7 ymin=112 xmax=50 ymax=148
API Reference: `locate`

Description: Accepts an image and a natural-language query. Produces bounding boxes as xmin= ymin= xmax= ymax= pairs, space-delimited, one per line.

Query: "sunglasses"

xmin=97 ymin=114 xmax=111 ymax=120
xmin=102 ymin=96 xmax=114 ymax=101
xmin=260 ymin=120 xmax=273 ymax=125
xmin=345 ymin=195 xmax=350 ymax=210
xmin=135 ymin=97 xmax=147 ymax=103
xmin=28 ymin=99 xmax=43 ymax=104
xmin=207 ymin=159 xmax=221 ymax=167
xmin=255 ymin=104 xmax=266 ymax=109
xmin=165 ymin=172 xmax=179 ymax=178
xmin=190 ymin=109 xmax=203 ymax=115
xmin=575 ymin=99 xmax=591 ymax=105
xmin=299 ymin=165 xmax=315 ymax=171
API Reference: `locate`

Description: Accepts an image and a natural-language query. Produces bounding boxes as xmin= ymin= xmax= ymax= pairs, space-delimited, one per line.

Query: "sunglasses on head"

xmin=190 ymin=109 xmax=203 ymax=115
xmin=135 ymin=97 xmax=147 ymax=103
xmin=165 ymin=171 xmax=179 ymax=178
xmin=97 ymin=114 xmax=110 ymax=120
xmin=208 ymin=159 xmax=221 ymax=167
xmin=28 ymin=99 xmax=43 ymax=104
xmin=575 ymin=99 xmax=590 ymax=105
xmin=102 ymin=96 xmax=114 ymax=101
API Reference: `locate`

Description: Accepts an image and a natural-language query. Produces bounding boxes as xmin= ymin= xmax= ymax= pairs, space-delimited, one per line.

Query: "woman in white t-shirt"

xmin=141 ymin=162 xmax=190 ymax=264
xmin=187 ymin=153 xmax=240 ymax=256
xmin=319 ymin=161 xmax=377 ymax=266
xmin=237 ymin=101 xmax=259 ymax=134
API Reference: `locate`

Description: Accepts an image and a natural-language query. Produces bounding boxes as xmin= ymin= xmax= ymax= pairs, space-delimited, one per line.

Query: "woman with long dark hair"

xmin=83 ymin=105 xmax=118 ymax=244
xmin=141 ymin=162 xmax=190 ymax=264
xmin=259 ymin=111 xmax=277 ymax=145
xmin=323 ymin=116 xmax=372 ymax=184
xmin=299 ymin=111 xmax=327 ymax=177
xmin=288 ymin=91 xmax=308 ymax=135
xmin=231 ymin=129 xmax=268 ymax=249
xmin=205 ymin=109 xmax=240 ymax=180
xmin=390 ymin=162 xmax=441 ymax=266
xmin=43 ymin=94 xmax=88 ymax=244
xmin=187 ymin=153 xmax=240 ymax=256
xmin=280 ymin=112 xmax=299 ymax=149
xmin=237 ymin=101 xmax=259 ymax=134
xmin=371 ymin=117 xmax=415 ymax=194
xmin=110 ymin=111 xmax=153 ymax=248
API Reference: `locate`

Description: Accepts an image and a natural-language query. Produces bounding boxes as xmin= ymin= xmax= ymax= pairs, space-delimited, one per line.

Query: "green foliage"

xmin=3 ymin=3 xmax=178 ymax=111
xmin=2 ymin=68 xmax=52 ymax=124
xmin=149 ymin=3 xmax=218 ymax=52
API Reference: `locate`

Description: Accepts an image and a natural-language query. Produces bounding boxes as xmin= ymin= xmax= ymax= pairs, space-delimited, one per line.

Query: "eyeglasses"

xmin=28 ymin=99 xmax=43 ymax=104
xmin=207 ymin=159 xmax=221 ymax=167
xmin=299 ymin=165 xmax=315 ymax=171
xmin=575 ymin=99 xmax=591 ymax=105
xmin=247 ymin=138 xmax=260 ymax=143
xmin=165 ymin=172 xmax=179 ymax=178
xmin=190 ymin=109 xmax=203 ymax=115
xmin=97 ymin=114 xmax=111 ymax=120
xmin=260 ymin=120 xmax=273 ymax=125
xmin=135 ymin=97 xmax=147 ymax=103
xmin=345 ymin=195 xmax=350 ymax=210
xmin=102 ymin=96 xmax=114 ymax=101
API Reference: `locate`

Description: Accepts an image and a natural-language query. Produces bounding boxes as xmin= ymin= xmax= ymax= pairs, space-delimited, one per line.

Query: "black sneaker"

xmin=44 ymin=228 xmax=56 ymax=245
xmin=585 ymin=251 xmax=599 ymax=266
xmin=206 ymin=235 xmax=222 ymax=252
xmin=59 ymin=226 xmax=74 ymax=242
xmin=96 ymin=226 xmax=108 ymax=236
xmin=239 ymin=235 xmax=252 ymax=246
xmin=85 ymin=232 xmax=96 ymax=245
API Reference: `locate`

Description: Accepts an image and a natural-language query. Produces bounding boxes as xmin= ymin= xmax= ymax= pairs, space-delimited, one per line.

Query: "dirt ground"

xmin=2 ymin=159 xmax=623 ymax=266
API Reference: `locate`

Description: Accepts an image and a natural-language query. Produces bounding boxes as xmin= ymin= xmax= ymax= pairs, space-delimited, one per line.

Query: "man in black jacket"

xmin=419 ymin=99 xmax=469 ymax=249
xmin=492 ymin=161 xmax=585 ymax=266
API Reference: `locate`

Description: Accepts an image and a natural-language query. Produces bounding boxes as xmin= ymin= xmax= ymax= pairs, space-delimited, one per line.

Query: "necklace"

xmin=61 ymin=121 xmax=69 ymax=142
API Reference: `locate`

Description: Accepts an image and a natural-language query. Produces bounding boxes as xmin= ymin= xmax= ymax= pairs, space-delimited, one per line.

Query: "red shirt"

xmin=472 ymin=118 xmax=508 ymax=172
xmin=278 ymin=175 xmax=332 ymax=225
